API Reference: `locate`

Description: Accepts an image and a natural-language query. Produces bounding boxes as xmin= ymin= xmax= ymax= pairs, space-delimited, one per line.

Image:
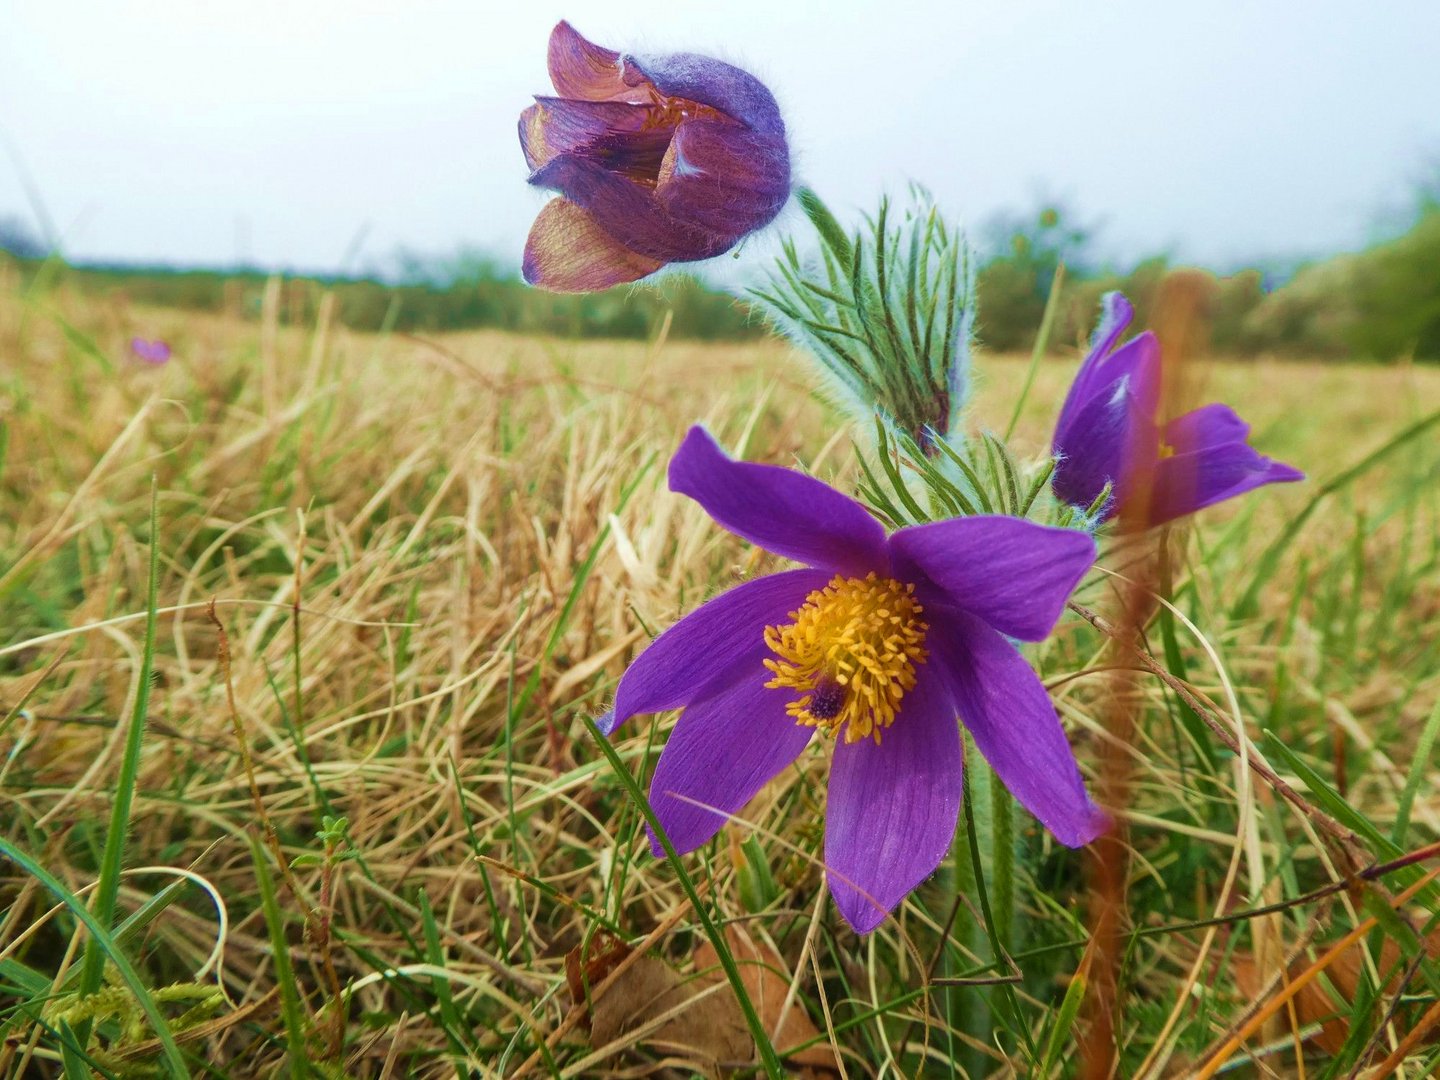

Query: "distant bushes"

xmin=977 ymin=201 xmax=1440 ymax=362
xmin=4 ymin=197 xmax=1438 ymax=360
xmin=0 ymin=252 xmax=767 ymax=344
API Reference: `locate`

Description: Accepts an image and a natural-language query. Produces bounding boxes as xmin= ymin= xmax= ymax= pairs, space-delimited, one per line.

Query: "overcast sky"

xmin=2 ymin=0 xmax=1438 ymax=277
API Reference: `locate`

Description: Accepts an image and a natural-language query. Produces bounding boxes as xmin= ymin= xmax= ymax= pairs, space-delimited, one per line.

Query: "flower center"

xmin=763 ymin=573 xmax=928 ymax=746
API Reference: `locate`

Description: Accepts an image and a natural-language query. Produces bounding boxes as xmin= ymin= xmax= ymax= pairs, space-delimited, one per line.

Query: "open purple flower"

xmin=129 ymin=337 xmax=171 ymax=365
xmin=519 ymin=21 xmax=790 ymax=293
xmin=602 ymin=427 xmax=1107 ymax=933
xmin=1051 ymin=292 xmax=1303 ymax=527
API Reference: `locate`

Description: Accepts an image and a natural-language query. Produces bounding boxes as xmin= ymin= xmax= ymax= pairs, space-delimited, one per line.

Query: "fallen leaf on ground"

xmin=694 ymin=925 xmax=840 ymax=1077
xmin=567 ymin=935 xmax=750 ymax=1077
xmin=1232 ymin=916 xmax=1440 ymax=1056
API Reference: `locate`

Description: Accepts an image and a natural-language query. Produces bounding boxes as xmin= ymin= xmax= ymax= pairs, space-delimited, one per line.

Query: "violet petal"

xmin=646 ymin=675 xmax=813 ymax=855
xmin=654 ymin=120 xmax=790 ymax=238
xmin=607 ymin=568 xmax=831 ymax=735
xmin=1057 ymin=291 xmax=1135 ymax=416
xmin=1051 ymin=334 xmax=1164 ymax=522
xmin=1162 ymin=402 xmax=1253 ymax=454
xmin=546 ymin=21 xmax=640 ymax=102
xmin=824 ymin=666 xmax=962 ymax=934
xmin=519 ymin=97 xmax=671 ymax=174
xmin=934 ymin=608 xmax=1107 ymax=848
xmin=528 ymin=153 xmax=733 ymax=263
xmin=889 ymin=516 xmax=1095 ymax=642
xmin=1051 ymin=371 xmax=1159 ymax=517
xmin=1148 ymin=427 xmax=1305 ymax=527
xmin=129 ymin=338 xmax=171 ymax=364
xmin=621 ymin=50 xmax=786 ymax=135
xmin=521 ymin=198 xmax=664 ymax=293
xmin=669 ymin=426 xmax=889 ymax=576
xmin=1052 ymin=332 xmax=1162 ymax=460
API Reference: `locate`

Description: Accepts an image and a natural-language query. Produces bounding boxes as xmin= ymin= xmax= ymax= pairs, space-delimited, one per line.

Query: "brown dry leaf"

xmin=569 ymin=940 xmax=750 ymax=1078
xmin=695 ymin=925 xmax=841 ymax=1077
xmin=1232 ymin=918 xmax=1440 ymax=1056
xmin=564 ymin=932 xmax=630 ymax=1019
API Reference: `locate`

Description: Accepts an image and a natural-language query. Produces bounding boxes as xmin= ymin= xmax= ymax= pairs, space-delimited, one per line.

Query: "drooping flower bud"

xmin=520 ymin=21 xmax=791 ymax=292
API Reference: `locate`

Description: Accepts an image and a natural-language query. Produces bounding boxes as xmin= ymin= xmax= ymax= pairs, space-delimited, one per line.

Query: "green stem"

xmin=1003 ymin=262 xmax=1067 ymax=441
xmin=990 ymin=770 xmax=1015 ymax=953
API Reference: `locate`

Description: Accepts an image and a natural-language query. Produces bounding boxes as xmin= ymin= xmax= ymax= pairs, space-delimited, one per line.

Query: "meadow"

xmin=1 ymin=270 xmax=1438 ymax=1077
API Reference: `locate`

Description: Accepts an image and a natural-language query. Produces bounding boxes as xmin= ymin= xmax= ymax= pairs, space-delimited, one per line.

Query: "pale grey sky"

xmin=2 ymin=0 xmax=1437 ymax=276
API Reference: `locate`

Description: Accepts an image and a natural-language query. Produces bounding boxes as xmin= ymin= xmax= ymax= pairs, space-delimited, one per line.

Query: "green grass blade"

xmin=1038 ymin=961 xmax=1088 ymax=1074
xmin=417 ymin=887 xmax=471 ymax=1060
xmin=1233 ymin=405 xmax=1440 ymax=618
xmin=1003 ymin=262 xmax=1066 ymax=440
xmin=0 ymin=837 xmax=187 ymax=1076
xmin=581 ymin=715 xmax=783 ymax=1079
xmin=79 ymin=477 xmax=161 ymax=995
xmin=250 ymin=835 xmax=312 ymax=1078
xmin=1394 ymin=696 xmax=1440 ymax=844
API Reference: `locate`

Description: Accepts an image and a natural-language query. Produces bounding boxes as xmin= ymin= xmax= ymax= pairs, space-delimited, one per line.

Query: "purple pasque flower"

xmin=129 ymin=337 xmax=171 ymax=365
xmin=602 ymin=426 xmax=1107 ymax=933
xmin=519 ymin=21 xmax=790 ymax=293
xmin=1051 ymin=292 xmax=1303 ymax=527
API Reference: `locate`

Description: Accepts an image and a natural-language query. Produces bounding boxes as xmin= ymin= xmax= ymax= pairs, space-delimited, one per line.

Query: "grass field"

xmin=2 ymin=274 xmax=1439 ymax=1077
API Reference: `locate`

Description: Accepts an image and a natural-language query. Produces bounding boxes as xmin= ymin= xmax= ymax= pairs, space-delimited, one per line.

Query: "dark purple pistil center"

xmin=808 ymin=678 xmax=846 ymax=721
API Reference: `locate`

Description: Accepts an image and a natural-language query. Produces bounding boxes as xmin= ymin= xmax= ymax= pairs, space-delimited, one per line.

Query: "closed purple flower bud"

xmin=519 ymin=21 xmax=791 ymax=293
xmin=1051 ymin=292 xmax=1303 ymax=528
xmin=129 ymin=337 xmax=171 ymax=365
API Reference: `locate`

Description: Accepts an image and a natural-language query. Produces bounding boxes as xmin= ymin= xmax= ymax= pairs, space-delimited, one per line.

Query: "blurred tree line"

xmin=975 ymin=180 xmax=1440 ymax=361
xmin=2 ymin=184 xmax=1438 ymax=359
xmin=0 ymin=232 xmax=767 ymax=344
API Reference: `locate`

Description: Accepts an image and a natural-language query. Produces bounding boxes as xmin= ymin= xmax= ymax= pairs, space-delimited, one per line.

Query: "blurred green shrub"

xmin=0 ymin=246 xmax=765 ymax=344
xmin=3 ymin=189 xmax=1437 ymax=360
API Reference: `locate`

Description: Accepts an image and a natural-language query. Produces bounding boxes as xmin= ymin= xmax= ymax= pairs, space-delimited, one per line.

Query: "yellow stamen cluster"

xmin=763 ymin=573 xmax=928 ymax=746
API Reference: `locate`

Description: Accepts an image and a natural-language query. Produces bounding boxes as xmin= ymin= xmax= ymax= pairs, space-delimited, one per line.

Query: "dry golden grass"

xmin=2 ymin=277 xmax=1439 ymax=1077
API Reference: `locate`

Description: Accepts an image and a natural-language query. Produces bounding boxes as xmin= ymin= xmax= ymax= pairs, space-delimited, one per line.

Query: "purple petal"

xmin=519 ymin=97 xmax=671 ymax=174
xmin=668 ymin=426 xmax=889 ymax=576
xmin=933 ymin=609 xmax=1107 ymax=848
xmin=621 ymin=50 xmax=786 ymax=136
xmin=654 ymin=120 xmax=790 ymax=238
xmin=1051 ymin=370 xmax=1160 ymax=518
xmin=1148 ymin=426 xmax=1304 ymax=527
xmin=522 ymin=198 xmax=664 ymax=293
xmin=646 ymin=675 xmax=813 ymax=855
xmin=888 ymin=516 xmax=1095 ymax=641
xmin=1162 ymin=402 xmax=1252 ymax=454
xmin=546 ymin=21 xmax=640 ymax=102
xmin=824 ymin=665 xmax=961 ymax=934
xmin=607 ymin=568 xmax=830 ymax=735
xmin=1052 ymin=332 xmax=1161 ymax=457
xmin=528 ymin=153 xmax=732 ymax=263
xmin=1057 ymin=291 xmax=1135 ymax=420
xmin=129 ymin=338 xmax=171 ymax=364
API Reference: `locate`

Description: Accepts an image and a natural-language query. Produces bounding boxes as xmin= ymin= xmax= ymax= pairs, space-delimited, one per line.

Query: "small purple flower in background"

xmin=520 ymin=21 xmax=791 ymax=293
xmin=129 ymin=337 xmax=171 ymax=365
xmin=602 ymin=427 xmax=1107 ymax=933
xmin=1051 ymin=292 xmax=1303 ymax=527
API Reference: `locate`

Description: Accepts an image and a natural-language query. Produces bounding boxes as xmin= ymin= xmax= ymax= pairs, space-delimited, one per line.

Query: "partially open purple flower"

xmin=519 ymin=21 xmax=790 ymax=292
xmin=1052 ymin=292 xmax=1303 ymax=527
xmin=602 ymin=427 xmax=1106 ymax=933
xmin=129 ymin=337 xmax=171 ymax=365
